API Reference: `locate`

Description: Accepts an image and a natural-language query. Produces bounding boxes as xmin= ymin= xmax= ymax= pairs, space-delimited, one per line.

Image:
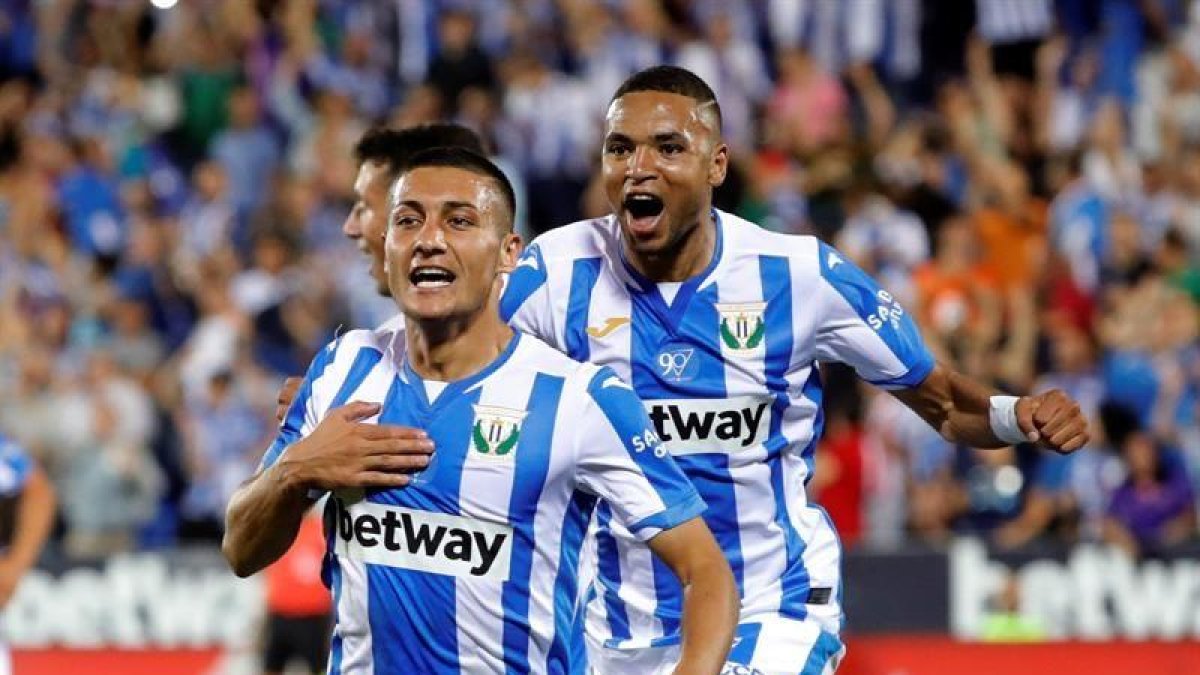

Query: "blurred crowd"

xmin=1 ymin=0 xmax=1199 ymax=562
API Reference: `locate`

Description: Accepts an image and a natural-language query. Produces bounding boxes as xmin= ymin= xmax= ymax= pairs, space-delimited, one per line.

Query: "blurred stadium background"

xmin=2 ymin=0 xmax=1200 ymax=673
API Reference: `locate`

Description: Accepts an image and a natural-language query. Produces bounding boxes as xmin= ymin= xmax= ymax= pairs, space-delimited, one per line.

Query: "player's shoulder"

xmin=509 ymin=332 xmax=594 ymax=378
xmin=509 ymin=334 xmax=628 ymax=400
xmin=718 ymin=209 xmax=826 ymax=276
xmin=309 ymin=326 xmax=390 ymax=378
xmin=525 ymin=216 xmax=617 ymax=266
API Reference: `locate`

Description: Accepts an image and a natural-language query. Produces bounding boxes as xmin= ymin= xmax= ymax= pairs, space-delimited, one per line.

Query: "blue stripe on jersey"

xmin=501 ymin=373 xmax=566 ymax=674
xmin=727 ymin=622 xmax=763 ymax=665
xmin=760 ymin=255 xmax=811 ymax=619
xmin=500 ymin=243 xmax=548 ymax=322
xmin=366 ymin=383 xmax=482 ymax=672
xmin=329 ymin=348 xmax=384 ymax=409
xmin=817 ymin=241 xmax=934 ymax=388
xmin=800 ymin=629 xmax=844 ymax=675
xmin=799 ymin=369 xmax=824 ymax=482
xmin=564 ymin=258 xmax=603 ymax=360
xmin=595 ymin=503 xmax=631 ymax=643
xmin=626 ymin=282 xmax=743 ymax=636
xmin=546 ymin=492 xmax=597 ymax=673
xmin=261 ymin=338 xmax=341 ymax=469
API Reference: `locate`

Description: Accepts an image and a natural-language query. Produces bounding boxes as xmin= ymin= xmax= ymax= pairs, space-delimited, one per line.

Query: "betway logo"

xmin=952 ymin=538 xmax=1200 ymax=639
xmin=334 ymin=500 xmax=513 ymax=580
xmin=645 ymin=396 xmax=772 ymax=456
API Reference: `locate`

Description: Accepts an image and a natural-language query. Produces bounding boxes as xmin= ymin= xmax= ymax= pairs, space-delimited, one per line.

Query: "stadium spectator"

xmin=209 ymin=85 xmax=281 ymax=222
xmin=260 ymin=508 xmax=332 ymax=675
xmin=1102 ymin=410 xmax=1197 ymax=558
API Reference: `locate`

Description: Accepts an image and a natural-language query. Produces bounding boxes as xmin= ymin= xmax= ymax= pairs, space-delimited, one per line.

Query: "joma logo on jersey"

xmin=716 ymin=302 xmax=767 ymax=354
xmin=644 ymin=396 xmax=773 ymax=456
xmin=334 ymin=500 xmax=513 ymax=580
xmin=471 ymin=405 xmax=526 ymax=459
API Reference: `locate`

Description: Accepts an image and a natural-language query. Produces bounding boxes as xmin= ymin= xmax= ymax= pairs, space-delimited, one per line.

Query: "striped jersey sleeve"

xmin=0 ymin=435 xmax=33 ymax=498
xmin=814 ymin=240 xmax=935 ymax=389
xmin=500 ymin=243 xmax=556 ymax=344
xmin=573 ymin=367 xmax=706 ymax=541
xmin=259 ymin=331 xmax=384 ymax=471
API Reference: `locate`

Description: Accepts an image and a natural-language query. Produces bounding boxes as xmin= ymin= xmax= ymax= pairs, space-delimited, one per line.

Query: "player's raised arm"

xmin=891 ymin=363 xmax=1088 ymax=452
xmin=574 ymin=369 xmax=737 ymax=674
xmin=812 ymin=240 xmax=1088 ymax=454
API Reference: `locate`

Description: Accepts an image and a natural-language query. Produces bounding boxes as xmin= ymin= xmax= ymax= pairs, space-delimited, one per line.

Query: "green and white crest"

xmin=471 ymin=405 xmax=527 ymax=459
xmin=716 ymin=301 xmax=767 ymax=354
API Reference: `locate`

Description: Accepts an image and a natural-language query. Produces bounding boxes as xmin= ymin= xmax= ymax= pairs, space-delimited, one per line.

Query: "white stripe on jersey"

xmin=503 ymin=209 xmax=934 ymax=650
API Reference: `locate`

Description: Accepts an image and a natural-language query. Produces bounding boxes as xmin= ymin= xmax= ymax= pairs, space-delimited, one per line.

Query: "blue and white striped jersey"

xmin=0 ymin=434 xmax=33 ymax=499
xmin=262 ymin=329 xmax=705 ymax=673
xmin=500 ymin=209 xmax=935 ymax=649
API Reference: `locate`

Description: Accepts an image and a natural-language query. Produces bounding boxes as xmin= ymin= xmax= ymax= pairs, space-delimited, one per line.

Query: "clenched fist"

xmin=1016 ymin=389 xmax=1088 ymax=454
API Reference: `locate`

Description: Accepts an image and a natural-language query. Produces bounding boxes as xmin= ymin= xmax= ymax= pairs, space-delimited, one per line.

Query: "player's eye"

xmin=660 ymin=143 xmax=684 ymax=156
xmin=606 ymin=142 xmax=631 ymax=156
xmin=394 ymin=215 xmax=422 ymax=229
xmin=448 ymin=216 xmax=474 ymax=229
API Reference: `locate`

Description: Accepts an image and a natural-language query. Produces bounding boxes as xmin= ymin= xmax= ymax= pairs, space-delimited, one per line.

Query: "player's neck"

xmin=624 ymin=210 xmax=717 ymax=283
xmin=404 ymin=299 xmax=514 ymax=382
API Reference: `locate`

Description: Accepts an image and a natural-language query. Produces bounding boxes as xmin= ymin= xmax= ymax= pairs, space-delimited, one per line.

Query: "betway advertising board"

xmin=4 ymin=540 xmax=1199 ymax=674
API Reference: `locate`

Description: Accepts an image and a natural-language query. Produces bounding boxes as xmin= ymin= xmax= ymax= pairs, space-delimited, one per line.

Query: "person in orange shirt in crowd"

xmin=972 ymin=161 xmax=1049 ymax=294
xmin=262 ymin=506 xmax=331 ymax=675
xmin=913 ymin=213 xmax=1002 ymax=375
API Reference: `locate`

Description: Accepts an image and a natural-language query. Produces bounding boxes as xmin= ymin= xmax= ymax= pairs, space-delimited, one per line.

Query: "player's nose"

xmin=412 ymin=219 xmax=448 ymax=254
xmin=626 ymin=145 xmax=657 ymax=180
xmin=342 ymin=211 xmax=362 ymax=240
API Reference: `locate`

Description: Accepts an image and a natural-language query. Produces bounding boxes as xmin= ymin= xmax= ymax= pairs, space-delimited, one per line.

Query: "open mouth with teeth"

xmin=409 ymin=266 xmax=457 ymax=289
xmin=622 ymin=192 xmax=665 ymax=237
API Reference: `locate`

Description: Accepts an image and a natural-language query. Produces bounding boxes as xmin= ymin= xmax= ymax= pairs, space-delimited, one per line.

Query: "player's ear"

xmin=497 ymin=231 xmax=523 ymax=275
xmin=708 ymin=142 xmax=729 ymax=187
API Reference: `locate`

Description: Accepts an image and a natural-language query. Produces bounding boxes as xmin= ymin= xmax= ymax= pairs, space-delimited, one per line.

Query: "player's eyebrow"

xmin=393 ymin=199 xmax=426 ymax=215
xmin=651 ymin=131 xmax=687 ymax=145
xmin=604 ymin=131 xmax=688 ymax=146
xmin=439 ymin=200 xmax=479 ymax=214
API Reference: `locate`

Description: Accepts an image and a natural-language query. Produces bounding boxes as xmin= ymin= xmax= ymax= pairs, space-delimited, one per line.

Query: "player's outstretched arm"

xmin=892 ymin=363 xmax=1089 ymax=453
xmin=0 ymin=465 xmax=55 ymax=608
xmin=222 ymin=401 xmax=434 ymax=577
xmin=648 ymin=518 xmax=738 ymax=675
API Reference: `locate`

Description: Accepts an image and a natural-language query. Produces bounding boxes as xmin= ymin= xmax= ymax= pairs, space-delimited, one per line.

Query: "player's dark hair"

xmin=611 ymin=65 xmax=723 ymax=128
xmin=353 ymin=123 xmax=486 ymax=178
xmin=399 ymin=147 xmax=516 ymax=227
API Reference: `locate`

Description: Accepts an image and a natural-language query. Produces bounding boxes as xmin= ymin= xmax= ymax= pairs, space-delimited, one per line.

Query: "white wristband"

xmin=988 ymin=395 xmax=1028 ymax=445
